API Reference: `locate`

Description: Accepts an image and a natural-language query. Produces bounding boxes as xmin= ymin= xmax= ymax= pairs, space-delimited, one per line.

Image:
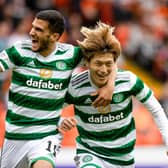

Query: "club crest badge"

xmin=56 ymin=61 xmax=67 ymax=70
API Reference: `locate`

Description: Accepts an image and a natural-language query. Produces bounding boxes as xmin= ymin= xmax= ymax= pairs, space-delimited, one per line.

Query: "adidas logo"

xmin=27 ymin=60 xmax=35 ymax=67
xmin=84 ymin=98 xmax=92 ymax=104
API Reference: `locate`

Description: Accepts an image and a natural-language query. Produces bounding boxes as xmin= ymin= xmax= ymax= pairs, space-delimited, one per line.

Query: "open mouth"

xmin=31 ymin=39 xmax=39 ymax=49
xmin=32 ymin=39 xmax=38 ymax=44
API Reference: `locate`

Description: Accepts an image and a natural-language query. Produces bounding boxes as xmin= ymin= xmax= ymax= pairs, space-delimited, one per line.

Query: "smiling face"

xmin=29 ymin=18 xmax=58 ymax=56
xmin=86 ymin=52 xmax=115 ymax=87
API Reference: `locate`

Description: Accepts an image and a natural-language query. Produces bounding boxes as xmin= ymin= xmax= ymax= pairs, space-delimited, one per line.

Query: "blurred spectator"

xmin=135 ymin=21 xmax=161 ymax=70
xmin=67 ymin=12 xmax=83 ymax=45
xmin=26 ymin=0 xmax=55 ymax=12
xmin=79 ymin=0 xmax=100 ymax=27
xmin=152 ymin=35 xmax=168 ymax=82
xmin=7 ymin=16 xmax=31 ymax=47
xmin=0 ymin=20 xmax=11 ymax=51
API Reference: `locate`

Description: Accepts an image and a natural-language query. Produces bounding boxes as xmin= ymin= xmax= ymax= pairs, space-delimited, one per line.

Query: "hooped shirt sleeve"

xmin=65 ymin=74 xmax=77 ymax=105
xmin=129 ymin=71 xmax=168 ymax=150
xmin=72 ymin=46 xmax=83 ymax=68
xmin=0 ymin=41 xmax=23 ymax=71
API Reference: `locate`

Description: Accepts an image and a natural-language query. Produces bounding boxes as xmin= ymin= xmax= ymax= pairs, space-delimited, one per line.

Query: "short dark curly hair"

xmin=36 ymin=10 xmax=65 ymax=35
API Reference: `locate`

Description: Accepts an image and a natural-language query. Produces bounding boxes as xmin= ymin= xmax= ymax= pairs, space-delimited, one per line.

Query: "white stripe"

xmin=8 ymin=101 xmax=61 ymax=119
xmin=0 ymin=51 xmax=15 ymax=69
xmin=136 ymin=84 xmax=151 ymax=101
xmin=70 ymin=86 xmax=95 ymax=98
xmin=6 ymin=122 xmax=57 ymax=133
xmin=15 ymin=68 xmax=72 ymax=79
xmin=115 ymin=80 xmax=135 ymax=93
xmin=36 ymin=43 xmax=75 ymax=61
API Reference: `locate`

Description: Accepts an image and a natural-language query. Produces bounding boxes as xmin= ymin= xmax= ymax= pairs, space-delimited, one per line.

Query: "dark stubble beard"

xmin=35 ymin=36 xmax=51 ymax=53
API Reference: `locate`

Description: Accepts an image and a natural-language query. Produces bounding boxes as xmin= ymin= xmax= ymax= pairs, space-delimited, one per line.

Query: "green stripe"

xmin=77 ymin=118 xmax=135 ymax=141
xmin=21 ymin=46 xmax=32 ymax=50
xmin=0 ymin=59 xmax=9 ymax=69
xmin=66 ymin=91 xmax=133 ymax=106
xmin=6 ymin=109 xmax=60 ymax=126
xmin=6 ymin=46 xmax=79 ymax=71
xmin=6 ymin=46 xmax=32 ymax=66
xmin=115 ymin=80 xmax=129 ymax=86
xmin=55 ymin=50 xmax=68 ymax=55
xmin=9 ymin=91 xmax=64 ymax=111
xmin=77 ymin=149 xmax=134 ymax=166
xmin=73 ymin=46 xmax=83 ymax=67
xmin=66 ymin=93 xmax=96 ymax=105
xmin=131 ymin=77 xmax=144 ymax=96
xmin=65 ymin=92 xmax=76 ymax=104
xmin=5 ymin=130 xmax=59 ymax=140
xmin=81 ymin=163 xmax=101 ymax=168
xmin=141 ymin=90 xmax=152 ymax=103
xmin=77 ymin=137 xmax=135 ymax=156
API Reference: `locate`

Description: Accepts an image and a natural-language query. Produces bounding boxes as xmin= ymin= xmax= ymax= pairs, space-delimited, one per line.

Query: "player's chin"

xmin=31 ymin=46 xmax=39 ymax=52
xmin=98 ymin=78 xmax=108 ymax=86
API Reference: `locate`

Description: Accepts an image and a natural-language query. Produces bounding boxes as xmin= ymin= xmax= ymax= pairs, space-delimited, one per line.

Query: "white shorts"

xmin=0 ymin=134 xmax=62 ymax=168
xmin=74 ymin=153 xmax=135 ymax=168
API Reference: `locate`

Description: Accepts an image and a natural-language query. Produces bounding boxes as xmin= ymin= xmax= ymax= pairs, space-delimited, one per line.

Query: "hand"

xmin=58 ymin=117 xmax=77 ymax=133
xmin=91 ymin=86 xmax=113 ymax=108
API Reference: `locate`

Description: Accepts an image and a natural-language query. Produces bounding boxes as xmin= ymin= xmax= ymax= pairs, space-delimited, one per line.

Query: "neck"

xmin=40 ymin=43 xmax=56 ymax=57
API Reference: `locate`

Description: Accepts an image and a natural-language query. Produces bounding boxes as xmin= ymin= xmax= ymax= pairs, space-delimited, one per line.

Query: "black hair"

xmin=36 ymin=10 xmax=65 ymax=35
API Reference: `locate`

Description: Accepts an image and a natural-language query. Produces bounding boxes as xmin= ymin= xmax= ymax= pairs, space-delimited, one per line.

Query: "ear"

xmin=84 ymin=60 xmax=89 ymax=68
xmin=50 ymin=33 xmax=60 ymax=42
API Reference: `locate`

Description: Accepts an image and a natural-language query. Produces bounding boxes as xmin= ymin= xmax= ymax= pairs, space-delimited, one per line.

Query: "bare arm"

xmin=92 ymin=63 xmax=117 ymax=107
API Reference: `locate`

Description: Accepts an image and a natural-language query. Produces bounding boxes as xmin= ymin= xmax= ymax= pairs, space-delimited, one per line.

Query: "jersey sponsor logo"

xmin=26 ymin=78 xmax=63 ymax=90
xmin=40 ymin=69 xmax=53 ymax=78
xmin=88 ymin=112 xmax=124 ymax=123
xmin=56 ymin=61 xmax=67 ymax=70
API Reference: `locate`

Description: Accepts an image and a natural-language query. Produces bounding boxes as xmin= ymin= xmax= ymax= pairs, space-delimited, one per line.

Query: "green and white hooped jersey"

xmin=66 ymin=69 xmax=154 ymax=166
xmin=0 ymin=40 xmax=82 ymax=140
